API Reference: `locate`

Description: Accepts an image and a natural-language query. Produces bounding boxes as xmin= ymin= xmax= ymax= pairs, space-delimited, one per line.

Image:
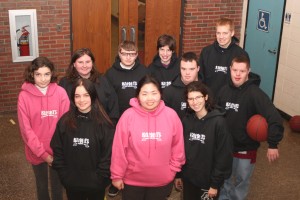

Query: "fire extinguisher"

xmin=16 ymin=25 xmax=30 ymax=56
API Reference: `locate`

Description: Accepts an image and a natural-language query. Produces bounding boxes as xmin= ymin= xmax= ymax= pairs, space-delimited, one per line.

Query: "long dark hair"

xmin=65 ymin=48 xmax=100 ymax=83
xmin=64 ymin=78 xmax=112 ymax=130
xmin=185 ymin=81 xmax=215 ymax=113
xmin=24 ymin=56 xmax=57 ymax=83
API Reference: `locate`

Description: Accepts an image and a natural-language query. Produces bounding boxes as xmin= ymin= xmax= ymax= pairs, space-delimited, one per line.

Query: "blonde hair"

xmin=118 ymin=40 xmax=138 ymax=52
xmin=216 ymin=18 xmax=235 ymax=31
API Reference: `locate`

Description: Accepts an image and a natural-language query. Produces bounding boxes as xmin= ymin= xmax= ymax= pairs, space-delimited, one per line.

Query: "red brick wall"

xmin=0 ymin=0 xmax=71 ymax=113
xmin=182 ymin=0 xmax=244 ymax=54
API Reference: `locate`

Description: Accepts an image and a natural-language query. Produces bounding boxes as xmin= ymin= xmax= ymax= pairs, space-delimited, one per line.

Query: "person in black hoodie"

xmin=199 ymin=18 xmax=249 ymax=97
xmin=59 ymin=48 xmax=119 ymax=123
xmin=179 ymin=81 xmax=232 ymax=200
xmin=51 ymin=78 xmax=114 ymax=200
xmin=104 ymin=40 xmax=147 ymax=196
xmin=163 ymin=52 xmax=200 ymax=120
xmin=105 ymin=40 xmax=148 ymax=116
xmin=148 ymin=34 xmax=180 ymax=89
xmin=217 ymin=55 xmax=284 ymax=200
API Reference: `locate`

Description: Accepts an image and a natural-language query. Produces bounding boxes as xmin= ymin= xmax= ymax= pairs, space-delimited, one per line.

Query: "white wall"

xmin=240 ymin=0 xmax=300 ymax=116
xmin=274 ymin=0 xmax=300 ymax=116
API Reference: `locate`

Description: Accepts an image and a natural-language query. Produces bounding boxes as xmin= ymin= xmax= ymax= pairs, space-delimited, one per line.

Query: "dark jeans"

xmin=66 ymin=189 xmax=105 ymax=200
xmin=32 ymin=162 xmax=63 ymax=200
xmin=183 ymin=179 xmax=218 ymax=200
xmin=122 ymin=182 xmax=173 ymax=200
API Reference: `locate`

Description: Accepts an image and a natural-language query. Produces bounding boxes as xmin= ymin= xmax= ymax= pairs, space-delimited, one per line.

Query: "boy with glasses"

xmin=105 ymin=40 xmax=147 ymax=197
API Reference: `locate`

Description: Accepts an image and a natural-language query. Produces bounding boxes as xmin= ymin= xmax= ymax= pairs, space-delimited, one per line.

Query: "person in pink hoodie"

xmin=17 ymin=57 xmax=70 ymax=200
xmin=110 ymin=74 xmax=185 ymax=200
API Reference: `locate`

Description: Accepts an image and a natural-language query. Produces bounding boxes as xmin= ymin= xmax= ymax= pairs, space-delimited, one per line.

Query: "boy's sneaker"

xmin=108 ymin=185 xmax=120 ymax=197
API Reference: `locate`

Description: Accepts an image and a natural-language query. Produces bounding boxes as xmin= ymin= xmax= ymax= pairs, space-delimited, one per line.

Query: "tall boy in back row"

xmin=199 ymin=17 xmax=249 ymax=97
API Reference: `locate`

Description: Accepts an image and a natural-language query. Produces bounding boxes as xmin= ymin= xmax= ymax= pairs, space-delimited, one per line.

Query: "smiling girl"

xmin=18 ymin=57 xmax=70 ymax=200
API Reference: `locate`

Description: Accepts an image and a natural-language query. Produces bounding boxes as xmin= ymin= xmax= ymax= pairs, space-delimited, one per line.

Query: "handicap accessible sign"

xmin=257 ymin=10 xmax=270 ymax=32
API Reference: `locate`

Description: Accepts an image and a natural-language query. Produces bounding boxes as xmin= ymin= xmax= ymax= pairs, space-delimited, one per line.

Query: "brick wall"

xmin=0 ymin=0 xmax=244 ymax=113
xmin=0 ymin=0 xmax=70 ymax=113
xmin=182 ymin=0 xmax=244 ymax=54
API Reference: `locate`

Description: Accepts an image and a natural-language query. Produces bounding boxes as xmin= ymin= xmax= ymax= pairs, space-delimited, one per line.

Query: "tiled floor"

xmin=1 ymin=114 xmax=299 ymax=200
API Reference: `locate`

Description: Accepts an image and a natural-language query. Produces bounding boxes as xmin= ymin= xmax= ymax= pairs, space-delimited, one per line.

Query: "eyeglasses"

xmin=119 ymin=52 xmax=137 ymax=57
xmin=187 ymin=95 xmax=204 ymax=102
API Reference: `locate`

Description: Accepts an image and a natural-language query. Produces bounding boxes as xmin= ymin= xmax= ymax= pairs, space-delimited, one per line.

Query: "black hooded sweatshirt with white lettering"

xmin=181 ymin=108 xmax=233 ymax=190
xmin=148 ymin=53 xmax=180 ymax=89
xmin=51 ymin=111 xmax=114 ymax=191
xmin=105 ymin=56 xmax=147 ymax=115
xmin=216 ymin=72 xmax=284 ymax=152
xmin=199 ymin=37 xmax=249 ymax=97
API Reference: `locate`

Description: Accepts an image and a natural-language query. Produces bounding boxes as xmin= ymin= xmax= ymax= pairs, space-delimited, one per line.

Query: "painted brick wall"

xmin=182 ymin=0 xmax=244 ymax=55
xmin=0 ymin=0 xmax=70 ymax=113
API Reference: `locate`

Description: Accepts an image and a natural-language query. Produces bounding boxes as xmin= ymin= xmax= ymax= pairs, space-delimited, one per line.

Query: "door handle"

xmin=130 ymin=26 xmax=136 ymax=42
xmin=268 ymin=49 xmax=277 ymax=54
xmin=121 ymin=27 xmax=127 ymax=42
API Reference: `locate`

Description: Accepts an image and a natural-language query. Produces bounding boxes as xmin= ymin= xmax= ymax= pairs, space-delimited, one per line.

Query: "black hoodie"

xmin=51 ymin=111 xmax=114 ymax=191
xmin=216 ymin=72 xmax=284 ymax=152
xmin=148 ymin=53 xmax=180 ymax=89
xmin=181 ymin=108 xmax=233 ymax=189
xmin=199 ymin=37 xmax=249 ymax=97
xmin=105 ymin=57 xmax=147 ymax=115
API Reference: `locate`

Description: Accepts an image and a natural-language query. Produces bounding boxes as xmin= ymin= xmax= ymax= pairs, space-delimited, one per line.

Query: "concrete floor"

xmin=0 ymin=113 xmax=300 ymax=200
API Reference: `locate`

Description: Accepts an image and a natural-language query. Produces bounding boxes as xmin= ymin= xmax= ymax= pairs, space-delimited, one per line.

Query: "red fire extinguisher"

xmin=16 ymin=25 xmax=30 ymax=56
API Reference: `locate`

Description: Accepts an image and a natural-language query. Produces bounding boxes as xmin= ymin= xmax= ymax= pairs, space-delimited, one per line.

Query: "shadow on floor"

xmin=0 ymin=114 xmax=299 ymax=200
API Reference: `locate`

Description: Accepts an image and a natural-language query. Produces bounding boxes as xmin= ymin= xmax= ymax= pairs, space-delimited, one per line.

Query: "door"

xmin=244 ymin=0 xmax=285 ymax=99
xmin=72 ymin=0 xmax=181 ymax=73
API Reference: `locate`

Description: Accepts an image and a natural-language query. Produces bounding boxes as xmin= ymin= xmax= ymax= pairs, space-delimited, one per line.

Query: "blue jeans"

xmin=219 ymin=157 xmax=255 ymax=200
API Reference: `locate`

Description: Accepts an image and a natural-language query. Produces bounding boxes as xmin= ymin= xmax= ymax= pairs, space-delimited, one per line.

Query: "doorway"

xmin=244 ymin=0 xmax=285 ymax=99
xmin=71 ymin=0 xmax=182 ymax=73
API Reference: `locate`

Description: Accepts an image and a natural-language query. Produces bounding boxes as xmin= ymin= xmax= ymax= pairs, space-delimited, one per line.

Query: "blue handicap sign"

xmin=257 ymin=10 xmax=270 ymax=32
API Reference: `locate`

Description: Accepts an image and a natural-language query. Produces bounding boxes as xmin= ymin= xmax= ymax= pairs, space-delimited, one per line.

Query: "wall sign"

xmin=9 ymin=9 xmax=39 ymax=62
xmin=257 ymin=9 xmax=270 ymax=32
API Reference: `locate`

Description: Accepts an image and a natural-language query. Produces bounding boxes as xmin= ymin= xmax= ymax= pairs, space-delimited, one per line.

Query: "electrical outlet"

xmin=56 ymin=24 xmax=62 ymax=32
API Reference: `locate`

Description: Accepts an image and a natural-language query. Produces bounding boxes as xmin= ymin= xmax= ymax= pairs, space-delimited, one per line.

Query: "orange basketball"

xmin=289 ymin=115 xmax=300 ymax=132
xmin=246 ymin=114 xmax=268 ymax=142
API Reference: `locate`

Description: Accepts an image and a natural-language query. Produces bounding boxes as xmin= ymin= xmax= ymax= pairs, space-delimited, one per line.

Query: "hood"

xmin=229 ymin=71 xmax=261 ymax=90
xmin=112 ymin=56 xmax=142 ymax=71
xmin=21 ymin=82 xmax=58 ymax=97
xmin=151 ymin=53 xmax=178 ymax=68
xmin=129 ymin=97 xmax=165 ymax=117
xmin=213 ymin=36 xmax=240 ymax=53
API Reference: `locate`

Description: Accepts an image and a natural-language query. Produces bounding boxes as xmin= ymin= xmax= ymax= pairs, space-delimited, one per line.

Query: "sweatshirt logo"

xmin=142 ymin=132 xmax=162 ymax=141
xmin=225 ymin=102 xmax=239 ymax=112
xmin=161 ymin=81 xmax=171 ymax=88
xmin=41 ymin=110 xmax=58 ymax=118
xmin=122 ymin=81 xmax=137 ymax=89
xmin=189 ymin=132 xmax=205 ymax=144
xmin=73 ymin=138 xmax=90 ymax=148
xmin=215 ymin=66 xmax=227 ymax=74
xmin=181 ymin=102 xmax=186 ymax=110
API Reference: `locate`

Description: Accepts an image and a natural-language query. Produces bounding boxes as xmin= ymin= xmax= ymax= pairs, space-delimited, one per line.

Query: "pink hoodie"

xmin=18 ymin=82 xmax=70 ymax=165
xmin=111 ymin=98 xmax=185 ymax=187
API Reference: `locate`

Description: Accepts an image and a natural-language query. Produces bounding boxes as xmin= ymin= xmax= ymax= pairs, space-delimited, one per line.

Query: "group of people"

xmin=17 ymin=17 xmax=284 ymax=200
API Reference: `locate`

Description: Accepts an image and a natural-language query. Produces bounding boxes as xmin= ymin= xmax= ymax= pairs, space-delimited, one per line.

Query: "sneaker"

xmin=108 ymin=184 xmax=120 ymax=197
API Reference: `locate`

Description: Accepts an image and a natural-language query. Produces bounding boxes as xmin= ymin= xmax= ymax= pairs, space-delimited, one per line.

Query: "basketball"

xmin=289 ymin=115 xmax=300 ymax=132
xmin=246 ymin=114 xmax=268 ymax=142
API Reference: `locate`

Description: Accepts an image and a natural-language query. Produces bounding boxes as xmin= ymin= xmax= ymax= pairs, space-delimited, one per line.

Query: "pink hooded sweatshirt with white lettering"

xmin=111 ymin=98 xmax=185 ymax=187
xmin=18 ymin=82 xmax=70 ymax=165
